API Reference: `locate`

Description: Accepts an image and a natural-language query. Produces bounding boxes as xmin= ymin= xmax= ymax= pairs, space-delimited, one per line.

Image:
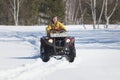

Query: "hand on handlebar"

xmin=49 ymin=29 xmax=66 ymax=33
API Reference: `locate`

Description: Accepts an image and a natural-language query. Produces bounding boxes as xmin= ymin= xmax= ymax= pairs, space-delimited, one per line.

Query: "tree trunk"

xmin=65 ymin=0 xmax=78 ymax=24
xmin=91 ymin=0 xmax=97 ymax=29
xmin=97 ymin=0 xmax=105 ymax=29
xmin=104 ymin=0 xmax=118 ymax=28
xmin=9 ymin=0 xmax=24 ymax=26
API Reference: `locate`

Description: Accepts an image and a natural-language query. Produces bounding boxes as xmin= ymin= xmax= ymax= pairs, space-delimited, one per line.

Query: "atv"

xmin=40 ymin=31 xmax=76 ymax=62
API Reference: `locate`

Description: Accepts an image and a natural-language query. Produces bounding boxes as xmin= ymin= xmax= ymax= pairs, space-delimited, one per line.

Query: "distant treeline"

xmin=0 ymin=0 xmax=120 ymax=26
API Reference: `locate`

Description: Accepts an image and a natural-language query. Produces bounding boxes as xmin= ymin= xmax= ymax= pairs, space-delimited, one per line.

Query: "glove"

xmin=55 ymin=27 xmax=60 ymax=31
xmin=59 ymin=29 xmax=66 ymax=33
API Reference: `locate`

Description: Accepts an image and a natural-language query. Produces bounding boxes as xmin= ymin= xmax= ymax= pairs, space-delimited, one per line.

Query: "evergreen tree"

xmin=19 ymin=0 xmax=39 ymax=25
xmin=0 ymin=0 xmax=8 ymax=25
xmin=39 ymin=0 xmax=65 ymax=24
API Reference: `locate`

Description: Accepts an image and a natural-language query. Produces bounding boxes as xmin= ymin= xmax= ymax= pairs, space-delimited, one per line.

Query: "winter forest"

xmin=0 ymin=0 xmax=120 ymax=28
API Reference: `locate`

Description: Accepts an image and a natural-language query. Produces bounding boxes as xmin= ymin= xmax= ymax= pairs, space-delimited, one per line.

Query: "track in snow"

xmin=0 ymin=28 xmax=120 ymax=80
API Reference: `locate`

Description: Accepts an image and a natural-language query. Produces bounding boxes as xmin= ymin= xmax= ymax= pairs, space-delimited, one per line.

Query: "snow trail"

xmin=0 ymin=57 xmax=80 ymax=80
xmin=0 ymin=26 xmax=120 ymax=80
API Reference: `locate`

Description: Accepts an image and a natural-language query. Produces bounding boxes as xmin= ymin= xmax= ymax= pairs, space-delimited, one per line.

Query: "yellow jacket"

xmin=46 ymin=21 xmax=66 ymax=34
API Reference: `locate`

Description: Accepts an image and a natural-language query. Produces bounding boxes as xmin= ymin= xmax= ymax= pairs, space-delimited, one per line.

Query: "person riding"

xmin=46 ymin=16 xmax=67 ymax=36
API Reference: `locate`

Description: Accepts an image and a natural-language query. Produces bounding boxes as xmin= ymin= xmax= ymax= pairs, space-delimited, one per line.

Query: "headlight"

xmin=48 ymin=39 xmax=53 ymax=43
xmin=66 ymin=38 xmax=70 ymax=43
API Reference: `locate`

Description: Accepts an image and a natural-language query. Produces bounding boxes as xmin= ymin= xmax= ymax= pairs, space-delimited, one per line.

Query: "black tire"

xmin=67 ymin=47 xmax=76 ymax=62
xmin=41 ymin=54 xmax=50 ymax=62
xmin=40 ymin=46 xmax=50 ymax=62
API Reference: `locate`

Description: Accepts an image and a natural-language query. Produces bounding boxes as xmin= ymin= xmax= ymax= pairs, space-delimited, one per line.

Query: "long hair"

xmin=51 ymin=16 xmax=57 ymax=24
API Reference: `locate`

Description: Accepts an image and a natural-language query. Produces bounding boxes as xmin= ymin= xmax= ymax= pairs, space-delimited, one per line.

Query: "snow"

xmin=46 ymin=49 xmax=120 ymax=80
xmin=0 ymin=25 xmax=120 ymax=80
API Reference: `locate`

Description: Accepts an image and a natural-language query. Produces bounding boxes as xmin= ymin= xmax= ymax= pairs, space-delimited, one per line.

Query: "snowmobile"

xmin=40 ymin=30 xmax=76 ymax=62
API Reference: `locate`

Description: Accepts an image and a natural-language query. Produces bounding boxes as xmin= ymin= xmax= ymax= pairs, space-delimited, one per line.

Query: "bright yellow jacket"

xmin=46 ymin=21 xmax=66 ymax=34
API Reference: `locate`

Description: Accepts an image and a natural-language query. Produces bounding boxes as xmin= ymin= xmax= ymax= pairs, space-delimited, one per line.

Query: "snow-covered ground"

xmin=0 ymin=25 xmax=120 ymax=80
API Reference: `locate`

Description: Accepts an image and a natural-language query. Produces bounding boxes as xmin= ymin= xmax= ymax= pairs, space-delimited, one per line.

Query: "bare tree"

xmin=74 ymin=0 xmax=80 ymax=24
xmin=104 ymin=0 xmax=118 ymax=28
xmin=75 ymin=0 xmax=86 ymax=29
xmin=65 ymin=0 xmax=78 ymax=24
xmin=9 ymin=0 xmax=24 ymax=26
xmin=79 ymin=0 xmax=86 ymax=29
xmin=97 ymin=0 xmax=105 ymax=29
xmin=65 ymin=0 xmax=72 ymax=24
xmin=90 ymin=0 xmax=97 ymax=29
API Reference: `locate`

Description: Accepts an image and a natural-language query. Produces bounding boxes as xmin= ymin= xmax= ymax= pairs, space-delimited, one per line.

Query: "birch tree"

xmin=90 ymin=0 xmax=97 ymax=29
xmin=74 ymin=0 xmax=86 ymax=29
xmin=104 ymin=0 xmax=118 ymax=28
xmin=65 ymin=0 xmax=77 ymax=24
xmin=74 ymin=0 xmax=80 ymax=24
xmin=97 ymin=0 xmax=105 ymax=29
xmin=9 ymin=0 xmax=24 ymax=26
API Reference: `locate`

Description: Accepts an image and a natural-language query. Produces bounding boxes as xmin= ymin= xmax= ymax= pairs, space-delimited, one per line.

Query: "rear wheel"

xmin=40 ymin=46 xmax=50 ymax=62
xmin=67 ymin=47 xmax=76 ymax=62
